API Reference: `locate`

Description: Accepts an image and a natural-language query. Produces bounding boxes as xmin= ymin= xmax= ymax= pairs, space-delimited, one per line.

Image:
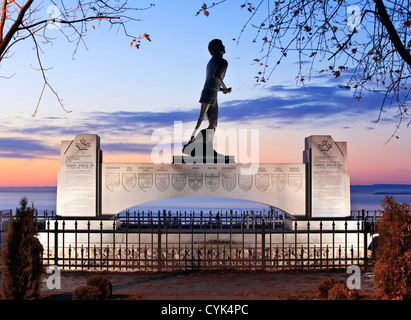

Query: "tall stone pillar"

xmin=304 ymin=135 xmax=350 ymax=218
xmin=57 ymin=134 xmax=102 ymax=217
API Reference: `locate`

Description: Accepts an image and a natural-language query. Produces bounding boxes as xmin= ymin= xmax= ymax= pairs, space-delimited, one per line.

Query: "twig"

xmin=28 ymin=29 xmax=72 ymax=116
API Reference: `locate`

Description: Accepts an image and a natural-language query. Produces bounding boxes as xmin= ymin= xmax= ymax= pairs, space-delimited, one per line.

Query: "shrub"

xmin=86 ymin=275 xmax=113 ymax=299
xmin=317 ymin=278 xmax=345 ymax=299
xmin=72 ymin=285 xmax=100 ymax=300
xmin=327 ymin=283 xmax=349 ymax=300
xmin=327 ymin=283 xmax=359 ymax=300
xmin=317 ymin=278 xmax=358 ymax=300
xmin=72 ymin=274 xmax=113 ymax=300
xmin=1 ymin=197 xmax=44 ymax=300
xmin=373 ymin=196 xmax=411 ymax=300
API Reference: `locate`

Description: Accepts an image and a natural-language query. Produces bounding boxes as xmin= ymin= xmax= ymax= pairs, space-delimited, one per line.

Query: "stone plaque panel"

xmin=305 ymin=135 xmax=350 ymax=218
xmin=57 ymin=134 xmax=101 ymax=217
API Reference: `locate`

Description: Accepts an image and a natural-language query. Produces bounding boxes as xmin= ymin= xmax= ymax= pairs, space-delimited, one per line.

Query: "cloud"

xmin=103 ymin=142 xmax=155 ymax=154
xmin=1 ymin=81 xmax=389 ymax=160
xmin=0 ymin=137 xmax=57 ymax=159
xmin=91 ymin=110 xmax=197 ymax=132
xmin=216 ymin=84 xmax=380 ymax=128
xmin=82 ymin=83 xmax=380 ymax=132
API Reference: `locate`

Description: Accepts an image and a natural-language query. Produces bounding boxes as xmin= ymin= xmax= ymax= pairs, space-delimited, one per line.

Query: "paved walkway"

xmin=40 ymin=269 xmax=376 ymax=300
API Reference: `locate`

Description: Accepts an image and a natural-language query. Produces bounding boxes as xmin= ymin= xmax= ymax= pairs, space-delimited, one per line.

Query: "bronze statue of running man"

xmin=183 ymin=39 xmax=231 ymax=155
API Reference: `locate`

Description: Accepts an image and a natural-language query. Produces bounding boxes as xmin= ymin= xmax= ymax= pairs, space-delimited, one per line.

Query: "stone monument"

xmin=56 ymin=134 xmax=351 ymax=224
xmin=56 ymin=134 xmax=102 ymax=218
xmin=304 ymin=135 xmax=350 ymax=218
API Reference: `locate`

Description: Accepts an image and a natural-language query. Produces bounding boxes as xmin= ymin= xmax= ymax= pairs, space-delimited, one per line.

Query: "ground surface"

xmin=40 ymin=269 xmax=377 ymax=300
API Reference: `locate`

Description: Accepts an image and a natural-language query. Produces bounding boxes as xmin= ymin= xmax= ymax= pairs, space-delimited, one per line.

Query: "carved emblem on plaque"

xmin=105 ymin=173 xmax=120 ymax=192
xmin=272 ymin=173 xmax=286 ymax=192
xmin=205 ymin=173 xmax=220 ymax=192
xmin=155 ymin=173 xmax=170 ymax=192
xmin=138 ymin=173 xmax=153 ymax=192
xmin=288 ymin=173 xmax=302 ymax=192
xmin=172 ymin=173 xmax=186 ymax=192
xmin=221 ymin=173 xmax=236 ymax=192
xmin=238 ymin=174 xmax=253 ymax=192
xmin=122 ymin=173 xmax=136 ymax=192
xmin=255 ymin=173 xmax=269 ymax=192
xmin=188 ymin=173 xmax=203 ymax=191
xmin=76 ymin=138 xmax=91 ymax=151
xmin=317 ymin=140 xmax=332 ymax=152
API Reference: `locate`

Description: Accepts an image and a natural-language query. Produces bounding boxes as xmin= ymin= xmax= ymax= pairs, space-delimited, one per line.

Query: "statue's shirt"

xmin=199 ymin=55 xmax=228 ymax=104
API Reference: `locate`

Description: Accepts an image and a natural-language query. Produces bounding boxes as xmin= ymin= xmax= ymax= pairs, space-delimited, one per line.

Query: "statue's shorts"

xmin=199 ymin=87 xmax=219 ymax=128
xmin=200 ymin=88 xmax=218 ymax=128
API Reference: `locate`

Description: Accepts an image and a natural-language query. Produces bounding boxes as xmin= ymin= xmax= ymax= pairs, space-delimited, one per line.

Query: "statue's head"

xmin=208 ymin=39 xmax=225 ymax=56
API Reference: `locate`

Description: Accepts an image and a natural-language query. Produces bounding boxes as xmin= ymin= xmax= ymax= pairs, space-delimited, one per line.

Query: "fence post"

xmin=261 ymin=220 xmax=266 ymax=270
xmin=363 ymin=212 xmax=368 ymax=269
xmin=158 ymin=219 xmax=162 ymax=272
xmin=54 ymin=219 xmax=59 ymax=267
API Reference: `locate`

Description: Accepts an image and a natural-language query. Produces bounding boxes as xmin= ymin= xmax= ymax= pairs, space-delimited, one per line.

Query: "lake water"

xmin=1 ymin=185 xmax=411 ymax=215
xmin=0 ymin=191 xmax=57 ymax=214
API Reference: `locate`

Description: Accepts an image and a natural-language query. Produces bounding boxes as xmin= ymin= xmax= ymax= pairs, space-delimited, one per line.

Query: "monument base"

xmin=172 ymin=155 xmax=235 ymax=164
xmin=179 ymin=128 xmax=235 ymax=164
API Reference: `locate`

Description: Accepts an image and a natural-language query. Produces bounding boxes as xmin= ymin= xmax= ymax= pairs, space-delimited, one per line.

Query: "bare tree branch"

xmin=27 ymin=28 xmax=71 ymax=117
xmin=0 ymin=0 xmax=154 ymax=115
xmin=374 ymin=0 xmax=411 ymax=67
xmin=0 ymin=0 xmax=8 ymax=42
xmin=0 ymin=0 xmax=34 ymax=58
xmin=199 ymin=0 xmax=411 ymax=139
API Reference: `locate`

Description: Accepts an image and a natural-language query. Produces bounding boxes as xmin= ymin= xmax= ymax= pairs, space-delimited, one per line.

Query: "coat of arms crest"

xmin=122 ymin=173 xmax=136 ymax=192
xmin=105 ymin=173 xmax=120 ymax=192
xmin=138 ymin=173 xmax=153 ymax=192
xmin=272 ymin=173 xmax=286 ymax=192
xmin=255 ymin=173 xmax=269 ymax=192
xmin=172 ymin=173 xmax=187 ymax=192
xmin=238 ymin=174 xmax=253 ymax=192
xmin=205 ymin=173 xmax=220 ymax=192
xmin=221 ymin=173 xmax=236 ymax=192
xmin=288 ymin=173 xmax=302 ymax=192
xmin=188 ymin=173 xmax=203 ymax=191
xmin=155 ymin=173 xmax=170 ymax=192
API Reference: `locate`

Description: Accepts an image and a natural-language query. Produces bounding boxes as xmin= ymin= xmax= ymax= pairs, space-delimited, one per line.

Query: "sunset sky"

xmin=1 ymin=1 xmax=411 ymax=188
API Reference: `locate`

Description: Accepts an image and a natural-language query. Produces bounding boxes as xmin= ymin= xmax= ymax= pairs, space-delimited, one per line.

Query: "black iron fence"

xmin=30 ymin=209 xmax=379 ymax=272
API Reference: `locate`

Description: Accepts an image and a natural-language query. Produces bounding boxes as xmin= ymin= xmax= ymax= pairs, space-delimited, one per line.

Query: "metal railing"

xmin=33 ymin=209 xmax=379 ymax=272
